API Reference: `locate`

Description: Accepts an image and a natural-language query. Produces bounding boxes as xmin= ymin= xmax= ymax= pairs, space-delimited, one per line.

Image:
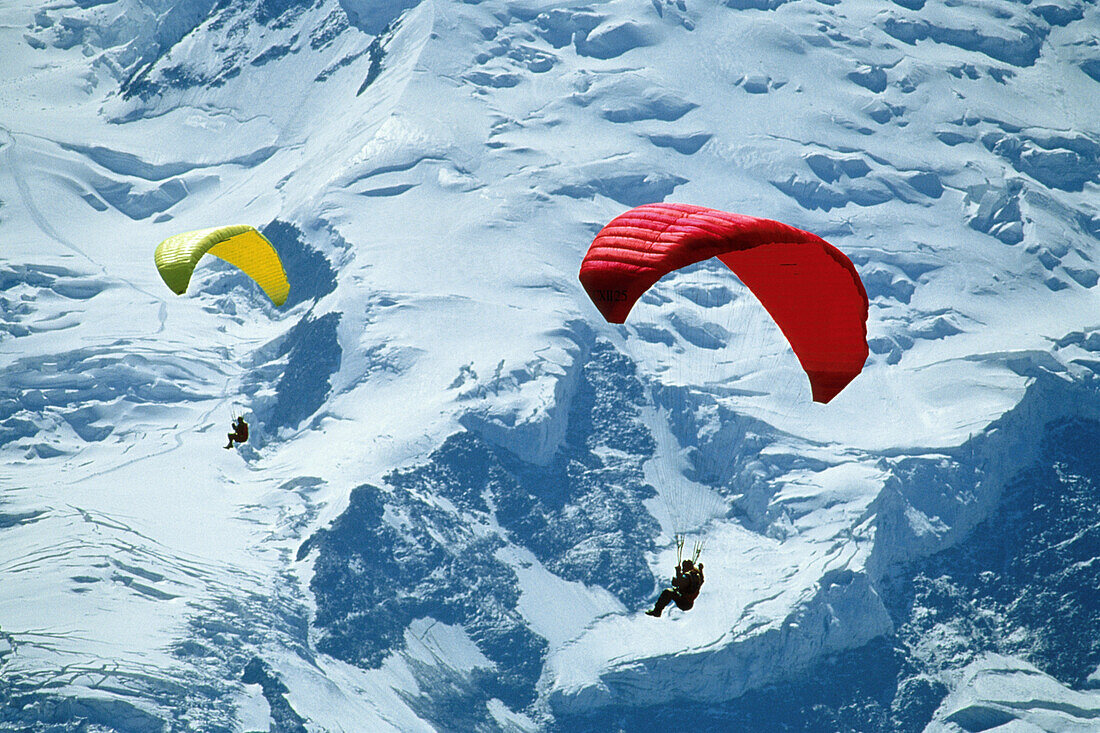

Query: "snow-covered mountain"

xmin=2 ymin=0 xmax=1099 ymax=729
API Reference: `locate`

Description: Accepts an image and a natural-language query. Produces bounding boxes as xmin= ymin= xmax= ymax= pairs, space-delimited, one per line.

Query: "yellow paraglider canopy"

xmin=154 ymin=225 xmax=290 ymax=306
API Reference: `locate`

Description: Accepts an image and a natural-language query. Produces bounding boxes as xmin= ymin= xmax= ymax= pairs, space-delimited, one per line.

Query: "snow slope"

xmin=2 ymin=0 xmax=1099 ymax=729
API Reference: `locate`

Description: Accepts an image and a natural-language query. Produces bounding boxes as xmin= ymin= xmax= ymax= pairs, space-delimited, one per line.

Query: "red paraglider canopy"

xmin=578 ymin=203 xmax=869 ymax=403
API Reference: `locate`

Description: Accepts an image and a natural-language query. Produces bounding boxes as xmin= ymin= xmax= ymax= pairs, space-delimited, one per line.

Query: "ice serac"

xmin=548 ymin=565 xmax=894 ymax=714
xmin=927 ymin=655 xmax=1100 ymax=732
xmin=456 ymin=322 xmax=590 ymax=466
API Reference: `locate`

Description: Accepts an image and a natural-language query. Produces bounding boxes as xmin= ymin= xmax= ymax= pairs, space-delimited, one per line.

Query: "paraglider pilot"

xmin=225 ymin=416 xmax=249 ymax=449
xmin=646 ymin=558 xmax=704 ymax=617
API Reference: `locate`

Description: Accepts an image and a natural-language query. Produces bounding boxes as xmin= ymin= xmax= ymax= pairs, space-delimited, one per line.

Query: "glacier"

xmin=2 ymin=0 xmax=1099 ymax=729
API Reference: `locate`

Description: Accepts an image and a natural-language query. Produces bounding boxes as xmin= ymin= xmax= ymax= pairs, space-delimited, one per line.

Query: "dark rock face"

xmin=266 ymin=312 xmax=342 ymax=432
xmin=241 ymin=657 xmax=309 ymax=733
xmin=261 ymin=221 xmax=337 ymax=309
xmin=304 ymin=340 xmax=661 ymax=713
xmin=121 ymin=0 xmax=321 ymax=101
xmin=306 ymin=480 xmax=545 ymax=710
xmin=893 ymin=417 xmax=1100 ymax=688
